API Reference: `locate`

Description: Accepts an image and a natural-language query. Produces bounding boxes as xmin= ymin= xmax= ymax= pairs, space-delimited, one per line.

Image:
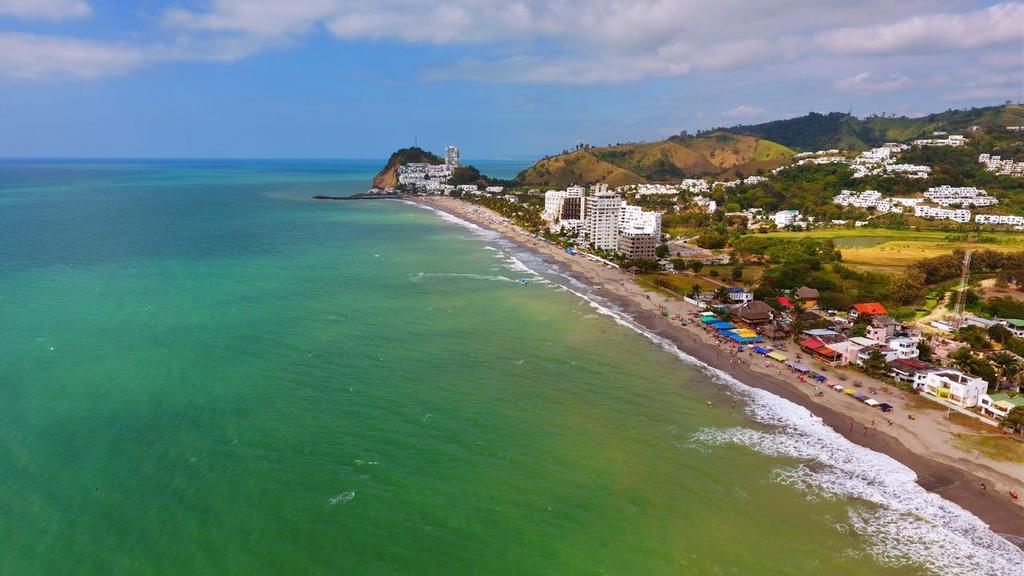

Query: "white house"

xmin=887 ymin=337 xmax=920 ymax=360
xmin=772 ymin=210 xmax=801 ymax=227
xmin=919 ymin=369 xmax=988 ymax=408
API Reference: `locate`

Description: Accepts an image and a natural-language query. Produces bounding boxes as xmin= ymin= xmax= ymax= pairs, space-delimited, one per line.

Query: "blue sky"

xmin=0 ymin=1 xmax=1021 ymax=158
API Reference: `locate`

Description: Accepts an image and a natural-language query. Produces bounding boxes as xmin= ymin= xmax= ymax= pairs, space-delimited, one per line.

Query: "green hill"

xmin=515 ymin=131 xmax=795 ymax=186
xmin=728 ymin=104 xmax=1024 ymax=152
xmin=372 ymin=147 xmax=445 ymax=189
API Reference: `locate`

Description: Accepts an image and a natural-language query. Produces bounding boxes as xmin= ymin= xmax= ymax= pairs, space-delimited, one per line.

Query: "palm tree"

xmin=948 ymin=347 xmax=974 ymax=373
xmin=989 ymin=352 xmax=1022 ymax=391
xmin=689 ymin=283 xmax=703 ymax=299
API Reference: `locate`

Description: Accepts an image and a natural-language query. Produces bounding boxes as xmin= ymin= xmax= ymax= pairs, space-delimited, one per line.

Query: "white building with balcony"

xmin=919 ymin=369 xmax=988 ymax=408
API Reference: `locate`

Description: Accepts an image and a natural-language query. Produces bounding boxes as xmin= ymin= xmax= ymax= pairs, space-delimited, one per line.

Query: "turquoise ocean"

xmin=1 ymin=160 xmax=1021 ymax=575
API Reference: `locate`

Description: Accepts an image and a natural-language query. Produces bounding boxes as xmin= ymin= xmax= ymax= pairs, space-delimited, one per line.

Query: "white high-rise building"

xmin=445 ymin=145 xmax=460 ymax=167
xmin=584 ymin=189 xmax=622 ymax=251
xmin=620 ymin=202 xmax=662 ymax=236
xmin=543 ymin=190 xmax=567 ymax=222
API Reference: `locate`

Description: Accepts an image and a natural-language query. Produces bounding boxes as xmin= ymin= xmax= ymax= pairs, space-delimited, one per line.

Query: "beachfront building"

xmin=829 ymin=336 xmax=881 ymax=366
xmin=620 ymin=203 xmax=662 ymax=237
xmin=888 ymin=358 xmax=937 ymax=384
xmin=618 ymin=201 xmax=661 ymax=260
xmin=543 ymin=190 xmax=568 ymax=222
xmin=619 ymin=230 xmax=659 ymax=260
xmin=732 ymin=300 xmax=775 ymax=326
xmin=919 ymin=369 xmax=988 ymax=408
xmin=979 ymin=393 xmax=1024 ymax=420
xmin=584 ymin=189 xmax=622 ymax=251
xmin=799 ymin=337 xmax=841 ymax=364
xmin=542 ymin=186 xmax=586 ymax=228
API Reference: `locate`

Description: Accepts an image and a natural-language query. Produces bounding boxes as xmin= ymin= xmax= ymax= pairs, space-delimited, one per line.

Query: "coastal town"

xmin=364 ymin=113 xmax=1024 ymax=517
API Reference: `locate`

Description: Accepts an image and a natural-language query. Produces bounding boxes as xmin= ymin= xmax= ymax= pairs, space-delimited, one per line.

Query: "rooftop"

xmin=853 ymin=302 xmax=887 ymax=315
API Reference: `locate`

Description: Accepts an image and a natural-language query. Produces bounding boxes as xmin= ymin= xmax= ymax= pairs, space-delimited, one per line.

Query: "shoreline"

xmin=405 ymin=194 xmax=1024 ymax=544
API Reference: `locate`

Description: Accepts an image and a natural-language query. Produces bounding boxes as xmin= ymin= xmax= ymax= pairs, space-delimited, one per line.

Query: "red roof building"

xmin=799 ymin=337 xmax=840 ymax=363
xmin=776 ymin=296 xmax=794 ymax=309
xmin=851 ymin=302 xmax=887 ymax=317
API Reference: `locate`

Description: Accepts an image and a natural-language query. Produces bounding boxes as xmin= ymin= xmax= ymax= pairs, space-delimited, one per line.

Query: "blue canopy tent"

xmin=711 ymin=321 xmax=736 ymax=330
xmin=699 ymin=316 xmax=719 ymax=324
xmin=725 ymin=331 xmax=763 ymax=343
xmin=753 ymin=346 xmax=770 ymax=354
xmin=814 ymin=374 xmax=828 ymax=382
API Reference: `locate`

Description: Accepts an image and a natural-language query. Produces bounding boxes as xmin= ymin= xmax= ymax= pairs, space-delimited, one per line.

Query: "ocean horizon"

xmin=2 ymin=159 xmax=1021 ymax=575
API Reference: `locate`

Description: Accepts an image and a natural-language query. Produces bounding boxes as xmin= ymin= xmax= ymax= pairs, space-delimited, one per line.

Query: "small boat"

xmin=518 ymin=278 xmax=530 ymax=285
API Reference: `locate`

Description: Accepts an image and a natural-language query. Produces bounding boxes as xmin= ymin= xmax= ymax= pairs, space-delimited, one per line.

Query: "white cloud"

xmin=162 ymin=0 xmax=341 ymax=38
xmin=4 ymin=0 xmax=1023 ymax=90
xmin=0 ymin=33 xmax=145 ymax=80
xmin=815 ymin=3 xmax=1024 ymax=55
xmin=425 ymin=54 xmax=691 ymax=84
xmin=0 ymin=0 xmax=90 ymax=21
xmin=834 ymin=72 xmax=913 ymax=93
xmin=722 ymin=105 xmax=766 ymax=119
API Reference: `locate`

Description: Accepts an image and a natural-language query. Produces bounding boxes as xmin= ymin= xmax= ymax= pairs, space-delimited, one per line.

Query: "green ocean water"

xmin=0 ymin=161 xmax=1016 ymax=575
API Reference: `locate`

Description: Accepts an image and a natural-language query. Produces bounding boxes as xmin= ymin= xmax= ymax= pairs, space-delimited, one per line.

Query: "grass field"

xmin=756 ymin=229 xmax=1024 ymax=272
xmin=635 ymin=273 xmax=703 ymax=297
xmin=954 ymin=433 xmax=1024 ymax=463
xmin=702 ymin=264 xmax=764 ymax=286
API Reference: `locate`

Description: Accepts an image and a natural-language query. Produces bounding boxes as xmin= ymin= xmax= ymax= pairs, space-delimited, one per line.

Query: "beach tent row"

xmin=700 ymin=313 xmax=763 ymax=343
xmin=834 ymin=386 xmax=893 ymax=412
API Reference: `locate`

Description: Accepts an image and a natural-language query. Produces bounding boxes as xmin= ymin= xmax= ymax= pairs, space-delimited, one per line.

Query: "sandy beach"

xmin=409 ymin=194 xmax=1024 ymax=543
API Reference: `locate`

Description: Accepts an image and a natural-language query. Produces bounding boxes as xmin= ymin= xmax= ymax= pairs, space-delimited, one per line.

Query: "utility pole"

xmin=952 ymin=241 xmax=974 ymax=330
